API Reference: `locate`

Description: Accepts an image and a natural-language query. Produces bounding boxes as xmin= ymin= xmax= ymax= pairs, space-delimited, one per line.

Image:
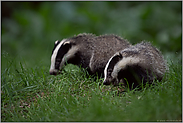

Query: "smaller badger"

xmin=103 ymin=41 xmax=168 ymax=89
xmin=49 ymin=33 xmax=131 ymax=77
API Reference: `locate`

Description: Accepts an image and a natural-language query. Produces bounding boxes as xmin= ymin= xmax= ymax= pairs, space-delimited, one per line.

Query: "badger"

xmin=103 ymin=41 xmax=168 ymax=89
xmin=49 ymin=33 xmax=131 ymax=77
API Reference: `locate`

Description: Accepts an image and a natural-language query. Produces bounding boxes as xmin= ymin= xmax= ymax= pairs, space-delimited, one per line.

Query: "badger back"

xmin=134 ymin=42 xmax=167 ymax=78
xmin=49 ymin=33 xmax=95 ymax=75
xmin=89 ymin=34 xmax=132 ymax=75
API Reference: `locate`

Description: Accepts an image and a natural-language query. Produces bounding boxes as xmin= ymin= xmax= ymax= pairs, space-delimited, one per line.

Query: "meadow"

xmin=1 ymin=55 xmax=182 ymax=121
xmin=1 ymin=1 xmax=182 ymax=122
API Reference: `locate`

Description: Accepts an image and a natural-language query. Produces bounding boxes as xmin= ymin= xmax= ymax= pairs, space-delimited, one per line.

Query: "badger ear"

xmin=63 ymin=41 xmax=71 ymax=45
xmin=55 ymin=40 xmax=60 ymax=45
xmin=63 ymin=41 xmax=72 ymax=50
xmin=63 ymin=41 xmax=72 ymax=48
xmin=118 ymin=52 xmax=122 ymax=59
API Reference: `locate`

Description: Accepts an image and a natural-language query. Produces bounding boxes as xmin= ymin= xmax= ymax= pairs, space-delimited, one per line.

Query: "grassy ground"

xmin=1 ymin=54 xmax=182 ymax=122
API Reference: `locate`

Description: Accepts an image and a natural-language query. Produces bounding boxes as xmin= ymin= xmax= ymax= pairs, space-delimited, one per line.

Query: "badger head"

xmin=49 ymin=39 xmax=79 ymax=75
xmin=103 ymin=51 xmax=141 ymax=86
xmin=103 ymin=52 xmax=123 ymax=85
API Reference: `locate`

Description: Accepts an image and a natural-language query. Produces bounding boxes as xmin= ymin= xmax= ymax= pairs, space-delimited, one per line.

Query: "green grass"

xmin=1 ymin=55 xmax=182 ymax=122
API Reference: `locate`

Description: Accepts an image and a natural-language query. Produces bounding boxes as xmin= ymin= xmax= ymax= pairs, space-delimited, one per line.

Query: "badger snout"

xmin=103 ymin=77 xmax=118 ymax=85
xmin=103 ymin=79 xmax=111 ymax=85
xmin=49 ymin=69 xmax=59 ymax=76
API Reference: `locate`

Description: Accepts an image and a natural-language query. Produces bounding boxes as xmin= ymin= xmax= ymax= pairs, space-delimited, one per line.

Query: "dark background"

xmin=1 ymin=1 xmax=182 ymax=71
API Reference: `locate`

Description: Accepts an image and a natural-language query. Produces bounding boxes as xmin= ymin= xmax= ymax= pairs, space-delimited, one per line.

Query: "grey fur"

xmin=49 ymin=33 xmax=131 ymax=77
xmin=103 ymin=41 xmax=168 ymax=89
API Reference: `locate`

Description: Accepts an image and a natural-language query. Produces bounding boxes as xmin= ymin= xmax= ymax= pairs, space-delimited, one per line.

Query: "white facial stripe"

xmin=111 ymin=57 xmax=140 ymax=79
xmin=49 ymin=39 xmax=66 ymax=71
xmin=103 ymin=54 xmax=117 ymax=81
xmin=104 ymin=52 xmax=121 ymax=81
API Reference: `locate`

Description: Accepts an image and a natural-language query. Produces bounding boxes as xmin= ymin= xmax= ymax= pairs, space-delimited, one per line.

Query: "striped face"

xmin=49 ymin=39 xmax=78 ymax=75
xmin=103 ymin=51 xmax=140 ymax=85
xmin=103 ymin=52 xmax=122 ymax=85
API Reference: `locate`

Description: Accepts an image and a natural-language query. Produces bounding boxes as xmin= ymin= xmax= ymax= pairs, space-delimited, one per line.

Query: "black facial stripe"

xmin=107 ymin=55 xmax=122 ymax=75
xmin=55 ymin=42 xmax=72 ymax=70
xmin=51 ymin=41 xmax=61 ymax=55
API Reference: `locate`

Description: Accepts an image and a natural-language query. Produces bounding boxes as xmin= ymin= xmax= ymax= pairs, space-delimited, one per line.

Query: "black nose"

xmin=50 ymin=71 xmax=57 ymax=76
xmin=49 ymin=69 xmax=58 ymax=76
xmin=103 ymin=80 xmax=110 ymax=85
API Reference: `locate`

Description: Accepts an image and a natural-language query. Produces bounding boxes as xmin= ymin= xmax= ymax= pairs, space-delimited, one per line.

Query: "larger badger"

xmin=103 ymin=41 xmax=168 ymax=89
xmin=49 ymin=33 xmax=131 ymax=77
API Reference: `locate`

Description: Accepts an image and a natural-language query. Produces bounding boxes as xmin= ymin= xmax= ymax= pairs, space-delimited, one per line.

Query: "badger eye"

xmin=108 ymin=69 xmax=112 ymax=73
xmin=55 ymin=59 xmax=61 ymax=64
xmin=56 ymin=58 xmax=61 ymax=62
xmin=56 ymin=61 xmax=60 ymax=65
xmin=107 ymin=69 xmax=113 ymax=76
